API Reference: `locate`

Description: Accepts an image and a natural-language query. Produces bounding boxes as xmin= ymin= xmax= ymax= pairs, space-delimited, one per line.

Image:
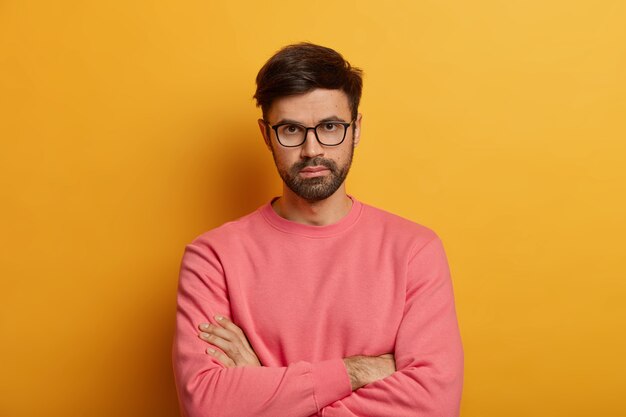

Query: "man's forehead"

xmin=267 ymin=88 xmax=351 ymax=123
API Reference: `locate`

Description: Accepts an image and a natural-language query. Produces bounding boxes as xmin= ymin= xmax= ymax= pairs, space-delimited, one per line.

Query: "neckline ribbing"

xmin=259 ymin=196 xmax=363 ymax=238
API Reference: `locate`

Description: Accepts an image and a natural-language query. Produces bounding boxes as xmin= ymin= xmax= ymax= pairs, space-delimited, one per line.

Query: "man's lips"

xmin=299 ymin=165 xmax=330 ymax=178
xmin=300 ymin=166 xmax=329 ymax=173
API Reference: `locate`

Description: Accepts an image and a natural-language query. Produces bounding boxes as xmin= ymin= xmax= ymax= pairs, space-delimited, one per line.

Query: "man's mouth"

xmin=300 ymin=166 xmax=329 ymax=173
xmin=299 ymin=165 xmax=331 ymax=178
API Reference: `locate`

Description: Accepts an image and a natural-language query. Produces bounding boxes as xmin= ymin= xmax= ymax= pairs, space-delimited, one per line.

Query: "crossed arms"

xmin=197 ymin=315 xmax=397 ymax=391
xmin=172 ymin=237 xmax=464 ymax=417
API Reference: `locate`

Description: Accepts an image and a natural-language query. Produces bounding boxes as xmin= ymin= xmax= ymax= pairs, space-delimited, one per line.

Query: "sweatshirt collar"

xmin=259 ymin=195 xmax=363 ymax=238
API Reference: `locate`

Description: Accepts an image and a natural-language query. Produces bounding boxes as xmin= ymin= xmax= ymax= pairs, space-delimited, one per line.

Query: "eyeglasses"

xmin=263 ymin=119 xmax=355 ymax=147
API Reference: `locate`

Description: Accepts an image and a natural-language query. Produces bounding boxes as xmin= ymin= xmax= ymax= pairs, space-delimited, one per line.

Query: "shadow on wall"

xmin=129 ymin=122 xmax=277 ymax=416
xmin=166 ymin=122 xmax=277 ymax=414
xmin=193 ymin=122 xmax=277 ymax=228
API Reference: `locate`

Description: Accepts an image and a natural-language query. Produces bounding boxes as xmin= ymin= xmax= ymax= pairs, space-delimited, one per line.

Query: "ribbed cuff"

xmin=310 ymin=358 xmax=352 ymax=410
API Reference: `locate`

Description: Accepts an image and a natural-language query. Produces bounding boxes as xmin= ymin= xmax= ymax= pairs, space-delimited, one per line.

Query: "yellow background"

xmin=1 ymin=1 xmax=625 ymax=416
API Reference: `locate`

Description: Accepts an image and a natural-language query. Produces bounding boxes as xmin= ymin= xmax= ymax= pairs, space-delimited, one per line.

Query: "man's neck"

xmin=272 ymin=186 xmax=353 ymax=226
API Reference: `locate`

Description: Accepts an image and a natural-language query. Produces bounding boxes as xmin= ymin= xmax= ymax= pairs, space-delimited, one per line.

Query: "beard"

xmin=272 ymin=144 xmax=354 ymax=202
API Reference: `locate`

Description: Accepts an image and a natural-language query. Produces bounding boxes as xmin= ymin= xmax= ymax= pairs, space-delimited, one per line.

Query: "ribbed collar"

xmin=259 ymin=195 xmax=363 ymax=238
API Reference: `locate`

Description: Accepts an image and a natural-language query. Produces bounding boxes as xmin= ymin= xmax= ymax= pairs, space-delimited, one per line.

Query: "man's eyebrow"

xmin=319 ymin=115 xmax=347 ymax=123
xmin=273 ymin=118 xmax=302 ymax=125
xmin=274 ymin=115 xmax=348 ymax=125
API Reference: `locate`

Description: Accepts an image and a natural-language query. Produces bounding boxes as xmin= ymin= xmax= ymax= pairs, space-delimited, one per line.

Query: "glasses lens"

xmin=276 ymin=124 xmax=305 ymax=146
xmin=316 ymin=122 xmax=346 ymax=145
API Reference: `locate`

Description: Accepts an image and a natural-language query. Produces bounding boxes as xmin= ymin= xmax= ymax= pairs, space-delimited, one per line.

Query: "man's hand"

xmin=198 ymin=315 xmax=261 ymax=368
xmin=343 ymin=354 xmax=396 ymax=391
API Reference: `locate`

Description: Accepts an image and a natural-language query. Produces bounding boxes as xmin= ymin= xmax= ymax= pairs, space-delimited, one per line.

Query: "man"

xmin=172 ymin=43 xmax=463 ymax=417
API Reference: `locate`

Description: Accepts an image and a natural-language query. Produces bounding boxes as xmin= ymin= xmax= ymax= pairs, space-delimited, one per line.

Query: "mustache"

xmin=291 ymin=157 xmax=338 ymax=173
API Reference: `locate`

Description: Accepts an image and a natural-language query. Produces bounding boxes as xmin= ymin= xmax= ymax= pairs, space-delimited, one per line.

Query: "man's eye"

xmin=322 ymin=123 xmax=339 ymax=131
xmin=282 ymin=125 xmax=303 ymax=135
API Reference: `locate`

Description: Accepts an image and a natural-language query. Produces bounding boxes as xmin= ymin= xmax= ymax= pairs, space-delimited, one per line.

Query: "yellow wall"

xmin=1 ymin=1 xmax=625 ymax=416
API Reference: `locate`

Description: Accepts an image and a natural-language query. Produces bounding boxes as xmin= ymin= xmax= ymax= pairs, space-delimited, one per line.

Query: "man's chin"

xmin=290 ymin=182 xmax=343 ymax=202
xmin=281 ymin=167 xmax=349 ymax=202
xmin=299 ymin=177 xmax=327 ymax=186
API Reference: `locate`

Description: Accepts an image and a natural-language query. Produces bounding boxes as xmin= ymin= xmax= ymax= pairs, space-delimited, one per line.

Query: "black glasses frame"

xmin=263 ymin=119 xmax=355 ymax=148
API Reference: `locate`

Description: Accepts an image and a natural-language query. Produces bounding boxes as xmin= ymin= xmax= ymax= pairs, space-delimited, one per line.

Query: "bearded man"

xmin=172 ymin=43 xmax=464 ymax=417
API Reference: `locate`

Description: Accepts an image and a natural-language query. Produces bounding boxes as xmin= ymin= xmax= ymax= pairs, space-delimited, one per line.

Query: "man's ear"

xmin=353 ymin=113 xmax=362 ymax=147
xmin=257 ymin=119 xmax=272 ymax=150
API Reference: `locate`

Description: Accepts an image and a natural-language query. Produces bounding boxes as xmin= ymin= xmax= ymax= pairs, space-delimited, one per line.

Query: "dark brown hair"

xmin=254 ymin=42 xmax=363 ymax=120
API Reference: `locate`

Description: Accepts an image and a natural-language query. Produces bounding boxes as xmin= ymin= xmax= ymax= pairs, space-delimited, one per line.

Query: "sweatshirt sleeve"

xmin=172 ymin=240 xmax=352 ymax=417
xmin=320 ymin=237 xmax=464 ymax=417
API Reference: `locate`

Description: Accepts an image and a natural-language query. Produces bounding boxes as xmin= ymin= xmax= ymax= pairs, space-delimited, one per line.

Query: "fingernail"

xmin=200 ymin=323 xmax=209 ymax=330
xmin=215 ymin=315 xmax=224 ymax=321
xmin=200 ymin=332 xmax=209 ymax=338
xmin=207 ymin=348 xmax=215 ymax=354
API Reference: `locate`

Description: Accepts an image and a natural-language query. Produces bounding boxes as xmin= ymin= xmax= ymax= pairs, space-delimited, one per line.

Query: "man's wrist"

xmin=343 ymin=356 xmax=363 ymax=391
xmin=343 ymin=354 xmax=396 ymax=391
xmin=343 ymin=356 xmax=372 ymax=391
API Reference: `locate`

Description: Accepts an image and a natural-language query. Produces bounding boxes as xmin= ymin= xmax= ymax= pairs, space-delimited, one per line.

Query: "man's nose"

xmin=300 ymin=129 xmax=324 ymax=158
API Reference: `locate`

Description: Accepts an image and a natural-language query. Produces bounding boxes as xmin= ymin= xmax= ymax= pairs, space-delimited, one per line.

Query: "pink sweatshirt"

xmin=172 ymin=197 xmax=463 ymax=417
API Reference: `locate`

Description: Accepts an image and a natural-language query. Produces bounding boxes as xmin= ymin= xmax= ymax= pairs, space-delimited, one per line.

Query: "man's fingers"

xmin=214 ymin=315 xmax=250 ymax=345
xmin=199 ymin=323 xmax=238 ymax=343
xmin=206 ymin=347 xmax=236 ymax=368
xmin=197 ymin=316 xmax=262 ymax=368
xmin=198 ymin=318 xmax=250 ymax=350
xmin=199 ymin=330 xmax=243 ymax=358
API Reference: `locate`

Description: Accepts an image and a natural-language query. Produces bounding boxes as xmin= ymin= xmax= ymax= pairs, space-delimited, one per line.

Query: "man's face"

xmin=258 ymin=89 xmax=361 ymax=202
